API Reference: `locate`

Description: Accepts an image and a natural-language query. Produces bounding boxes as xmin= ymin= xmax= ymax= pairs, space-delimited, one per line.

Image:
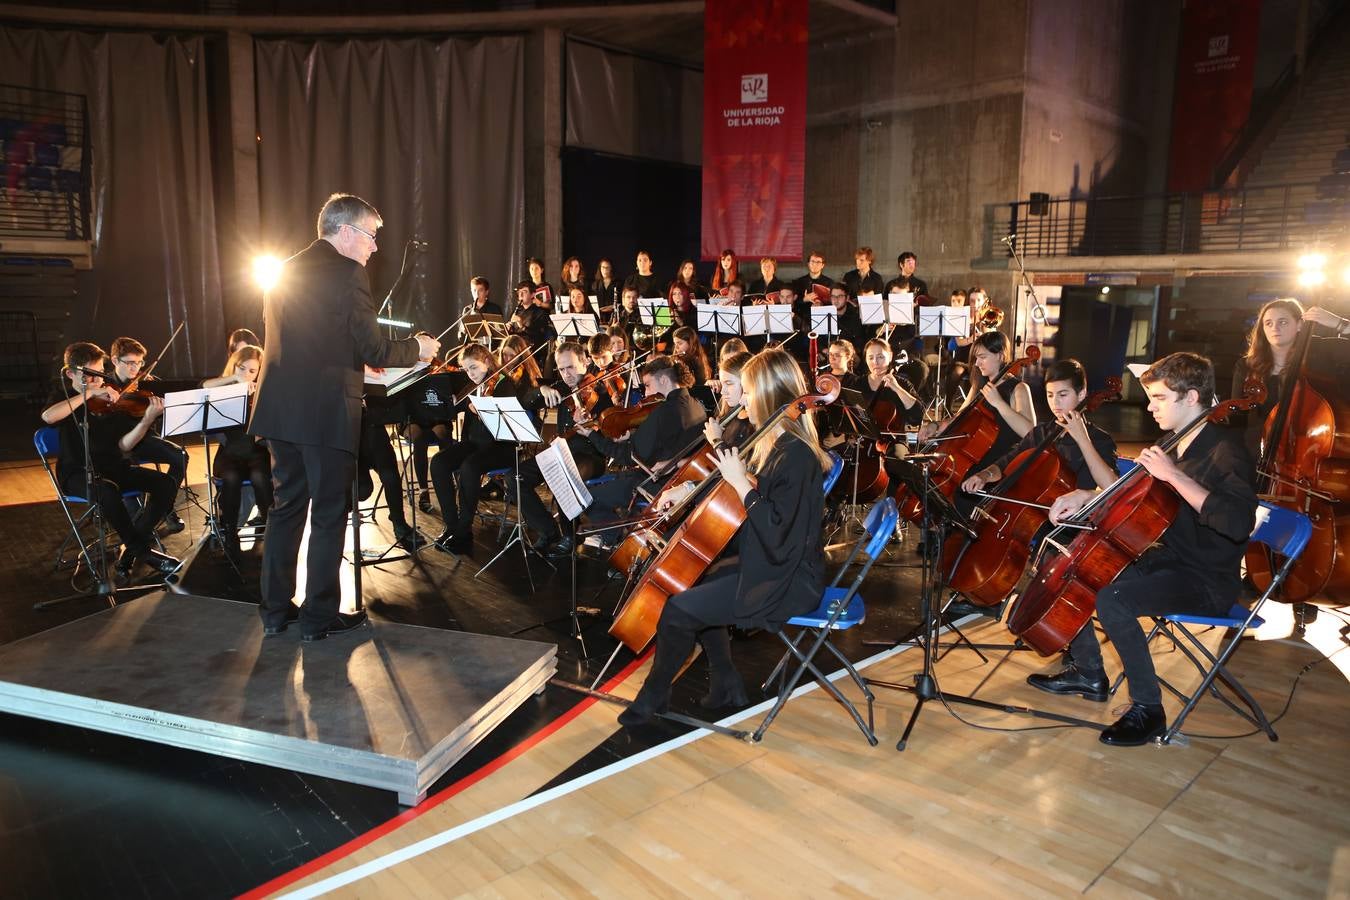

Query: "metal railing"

xmin=983 ymin=182 xmax=1348 ymax=259
xmin=0 ymin=83 xmax=92 ymax=241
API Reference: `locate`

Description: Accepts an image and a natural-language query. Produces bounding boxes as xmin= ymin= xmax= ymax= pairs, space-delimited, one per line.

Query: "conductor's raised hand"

xmin=415 ymin=332 xmax=441 ymax=362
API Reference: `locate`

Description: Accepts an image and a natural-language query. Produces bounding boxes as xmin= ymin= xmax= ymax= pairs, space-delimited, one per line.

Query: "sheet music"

xmin=550 ymin=313 xmax=599 ymax=337
xmin=472 ymin=395 xmax=542 ymax=443
xmin=638 ymin=298 xmax=672 ymax=328
xmin=742 ymin=303 xmax=794 ymax=336
xmin=695 ymin=302 xmax=742 ymax=335
xmin=160 ymin=382 xmax=251 ymax=438
xmin=809 ymin=306 xmax=840 ymax=337
xmin=917 ymin=305 xmax=971 ymax=338
xmin=887 ymin=291 xmax=915 ymax=325
xmin=535 ymin=437 xmax=592 ymax=520
xmin=364 ymin=361 xmax=429 ymax=386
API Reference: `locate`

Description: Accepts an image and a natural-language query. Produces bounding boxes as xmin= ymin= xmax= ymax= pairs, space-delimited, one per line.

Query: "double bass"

xmin=607 ymin=375 xmax=841 ymax=654
xmin=942 ymin=377 xmax=1122 ymax=608
xmin=1245 ymin=320 xmax=1350 ymax=604
xmin=1006 ymin=377 xmax=1266 ymax=656
xmin=891 ymin=345 xmax=1040 ymax=522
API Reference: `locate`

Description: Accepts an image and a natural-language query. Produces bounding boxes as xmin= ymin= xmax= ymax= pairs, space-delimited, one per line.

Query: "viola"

xmin=592 ymin=394 xmax=663 ymax=440
xmin=891 ymin=345 xmax=1041 ymax=522
xmin=1245 ymin=320 xmax=1350 ymax=604
xmin=941 ymin=377 xmax=1121 ymax=609
xmin=608 ymin=374 xmax=841 ymax=654
xmin=1005 ymin=377 xmax=1267 ymax=655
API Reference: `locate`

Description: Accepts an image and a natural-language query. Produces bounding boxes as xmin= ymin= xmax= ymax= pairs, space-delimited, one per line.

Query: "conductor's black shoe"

xmin=142 ymin=548 xmax=181 ymax=575
xmin=1026 ymin=664 xmax=1109 ymax=702
xmin=302 ymin=610 xmax=369 ymax=643
xmin=1099 ymin=702 xmax=1167 ymax=746
xmin=262 ymin=607 xmax=300 ymax=636
xmin=160 ymin=510 xmax=186 ymax=535
xmin=618 ymin=698 xmax=668 ymax=727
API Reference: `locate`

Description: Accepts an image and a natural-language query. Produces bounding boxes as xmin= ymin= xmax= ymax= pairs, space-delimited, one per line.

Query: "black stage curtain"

xmin=254 ymin=35 xmax=526 ymax=334
xmin=0 ymin=27 xmax=223 ymax=377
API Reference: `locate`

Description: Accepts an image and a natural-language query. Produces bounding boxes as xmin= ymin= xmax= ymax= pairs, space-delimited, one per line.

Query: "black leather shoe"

xmin=160 ymin=510 xmax=186 ymax=535
xmin=945 ymin=598 xmax=1000 ymax=619
xmin=545 ymin=535 xmax=575 ymax=559
xmin=393 ymin=525 xmax=429 ymax=551
xmin=263 ymin=606 xmax=300 ymax=636
xmin=1026 ymin=664 xmax=1109 ymax=702
xmin=142 ymin=548 xmax=182 ymax=576
xmin=618 ymin=697 xmax=669 ymax=727
xmin=417 ymin=491 xmax=433 ymax=514
xmin=1099 ymin=702 xmax=1167 ymax=746
xmin=302 ymin=610 xmax=369 ymax=643
xmin=434 ymin=531 xmax=472 ymax=555
xmin=115 ymin=545 xmax=140 ymax=579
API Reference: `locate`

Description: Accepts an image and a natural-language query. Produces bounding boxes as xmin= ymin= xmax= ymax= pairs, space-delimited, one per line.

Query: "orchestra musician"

xmin=675 ymin=259 xmax=709 ymax=300
xmin=710 ymin=249 xmax=738 ymax=294
xmin=1230 ymin=297 xmax=1346 ymax=455
xmin=463 ymin=275 xmax=503 ymax=318
xmin=227 ymin=327 xmax=260 ymax=358
xmin=567 ymin=285 xmax=600 ymax=321
xmin=508 ymin=280 xmax=553 ymax=348
xmin=588 ymin=333 xmax=614 ymax=370
xmin=1029 ymin=353 xmax=1257 ymax=747
xmin=860 ymin=338 xmax=924 ymax=429
xmin=672 ymin=326 xmax=712 ymax=386
xmin=921 ymin=331 xmax=1034 ymax=446
xmin=524 ymin=256 xmax=553 ymax=303
xmin=560 ymin=256 xmax=587 ymax=296
xmin=42 ymin=341 xmax=181 ymax=579
xmin=827 ymin=283 xmax=865 ymax=355
xmin=613 ymin=286 xmax=641 ymax=336
xmin=429 ymin=343 xmax=522 ymax=555
xmin=841 ymin=246 xmax=884 ymax=298
xmin=201 ymin=344 xmax=273 ymax=561
xmin=575 ymin=355 xmax=707 ymax=542
xmin=515 ymin=341 xmax=613 ymax=558
xmin=666 ymin=282 xmax=695 ymax=329
xmin=792 ymin=250 xmax=834 ymax=300
xmin=106 ymin=336 xmax=187 ymax=535
xmin=748 ymin=256 xmax=786 ymax=295
xmin=618 ymin=349 xmax=832 ymax=725
xmin=591 ymin=257 xmax=620 ymax=313
xmin=624 ymin=249 xmax=660 ymax=299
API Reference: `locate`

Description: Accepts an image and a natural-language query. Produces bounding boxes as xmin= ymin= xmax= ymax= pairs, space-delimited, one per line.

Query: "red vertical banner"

xmin=701 ymin=0 xmax=808 ymax=261
xmin=1167 ymin=0 xmax=1262 ymax=191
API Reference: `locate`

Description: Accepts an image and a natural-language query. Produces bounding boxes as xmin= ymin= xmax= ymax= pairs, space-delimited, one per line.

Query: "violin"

xmin=1005 ymin=377 xmax=1267 ymax=655
xmin=591 ymin=394 xmax=663 ymax=440
xmin=1245 ymin=316 xmax=1350 ymax=604
xmin=941 ymin=377 xmax=1121 ymax=609
xmin=87 ymin=323 xmax=184 ymax=418
xmin=891 ymin=345 xmax=1040 ymax=522
xmin=608 ymin=374 xmax=842 ymax=654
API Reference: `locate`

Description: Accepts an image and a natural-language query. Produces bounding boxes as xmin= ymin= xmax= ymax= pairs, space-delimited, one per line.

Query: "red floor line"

xmin=236 ymin=649 xmax=650 ymax=900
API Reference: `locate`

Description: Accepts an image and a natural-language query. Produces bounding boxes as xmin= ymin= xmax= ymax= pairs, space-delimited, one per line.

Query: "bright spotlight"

xmin=1297 ymin=252 xmax=1327 ymax=271
xmin=1341 ymin=264 xmax=1350 ymax=286
xmin=252 ymin=255 xmax=283 ymax=292
xmin=1298 ymin=269 xmax=1327 ymax=288
xmin=1100 ymin=286 xmax=1111 ymax=295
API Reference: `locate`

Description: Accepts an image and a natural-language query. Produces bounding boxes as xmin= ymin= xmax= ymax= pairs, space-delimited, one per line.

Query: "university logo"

xmin=1207 ymin=34 xmax=1229 ymax=58
xmin=741 ymin=73 xmax=768 ymax=104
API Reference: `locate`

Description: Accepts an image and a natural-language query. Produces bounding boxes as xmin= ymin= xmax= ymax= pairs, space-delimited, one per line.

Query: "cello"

xmin=607 ymin=374 xmax=841 ymax=654
xmin=941 ymin=377 xmax=1121 ymax=608
xmin=1005 ymin=377 xmax=1266 ymax=656
xmin=891 ymin=345 xmax=1041 ymax=522
xmin=1245 ymin=319 xmax=1350 ymax=604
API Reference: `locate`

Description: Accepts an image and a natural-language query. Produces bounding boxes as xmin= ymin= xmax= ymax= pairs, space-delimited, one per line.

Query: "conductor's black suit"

xmin=249 ymin=239 xmax=419 ymax=636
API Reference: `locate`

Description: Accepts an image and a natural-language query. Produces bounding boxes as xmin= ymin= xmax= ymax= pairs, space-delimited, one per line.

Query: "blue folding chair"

xmin=822 ymin=450 xmax=844 ymax=495
xmin=1116 ymin=457 xmax=1136 ymax=477
xmin=753 ymin=497 xmax=899 ymax=744
xmin=34 ymin=426 xmax=144 ymax=574
xmin=1118 ymin=501 xmax=1311 ymax=743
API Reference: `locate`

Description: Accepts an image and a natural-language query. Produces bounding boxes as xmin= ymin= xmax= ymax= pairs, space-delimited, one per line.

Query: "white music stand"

xmin=918 ymin=305 xmax=972 ymax=419
xmin=471 ymin=396 xmax=552 ymax=590
xmin=861 ymin=291 xmax=915 ymax=344
xmin=810 ymin=306 xmax=841 ymax=342
xmin=550 ymin=313 xmax=599 ymax=341
xmin=696 ymin=301 xmax=742 ymax=356
xmin=162 ymin=383 xmax=252 ymax=570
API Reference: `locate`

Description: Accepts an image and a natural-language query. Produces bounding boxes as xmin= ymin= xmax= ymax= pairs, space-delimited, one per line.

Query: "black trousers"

xmin=429 ymin=440 xmax=514 ymax=535
xmin=133 ymin=435 xmax=188 ymax=487
xmin=260 ymin=439 xmax=355 ymax=633
xmin=359 ymin=422 xmax=410 ymax=532
xmin=213 ymin=446 xmax=273 ymax=532
xmin=405 ymin=422 xmax=451 ymax=491
xmin=629 ymin=569 xmax=743 ymax=713
xmin=1067 ymin=552 xmax=1230 ymax=706
xmin=512 ymin=452 xmax=606 ymax=539
xmin=585 ymin=470 xmax=648 ymax=527
xmin=61 ymin=463 xmax=176 ymax=555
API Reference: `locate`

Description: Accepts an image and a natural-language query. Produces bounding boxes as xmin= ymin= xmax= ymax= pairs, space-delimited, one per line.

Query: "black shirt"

xmin=793 ymin=273 xmax=834 ymax=299
xmin=459 ymin=375 xmax=521 ymax=449
xmin=970 ymin=378 xmax=1025 ymax=473
xmin=1155 ymin=422 xmax=1257 ymax=605
xmin=624 ymin=271 xmax=660 ymax=299
xmin=991 ymin=420 xmax=1117 ymax=490
xmin=587 ymin=386 xmax=706 ymax=467
xmin=591 ymin=278 xmax=620 ymax=313
xmin=748 ymin=276 xmax=787 ymax=296
xmin=45 ymin=384 xmax=133 ymax=484
xmin=859 ymin=374 xmax=925 ymax=429
xmin=841 ymin=268 xmax=884 ymax=298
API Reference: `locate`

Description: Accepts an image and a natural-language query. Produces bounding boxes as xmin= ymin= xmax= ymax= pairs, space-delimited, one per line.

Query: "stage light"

xmin=1298 ymin=269 xmax=1327 ymax=288
xmin=252 ymin=255 xmax=283 ymax=292
xmin=1341 ymin=264 xmax=1350 ymax=286
xmin=1297 ymin=252 xmax=1327 ymax=271
xmin=377 ymin=316 xmax=414 ymax=329
xmin=1100 ymin=286 xmax=1110 ymax=295
xmin=1030 ymin=304 xmax=1047 ymax=324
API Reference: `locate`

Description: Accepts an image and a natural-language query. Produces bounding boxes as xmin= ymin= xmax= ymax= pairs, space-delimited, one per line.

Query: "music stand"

xmin=864 ymin=456 xmax=1100 ymax=749
xmin=463 ymin=313 xmax=505 ymax=347
xmin=550 ymin=313 xmax=600 ymax=342
xmin=745 ymin=302 xmax=795 ymax=351
xmin=860 ymin=292 xmax=914 ymax=346
xmin=162 ymin=383 xmax=251 ymax=576
xmin=918 ymin=305 xmax=971 ymax=421
xmin=810 ymin=306 xmax=840 ymax=342
xmin=696 ymin=301 xmax=742 ymax=358
xmin=510 ymin=437 xmax=599 ymax=656
xmin=471 ymin=395 xmax=553 ymax=591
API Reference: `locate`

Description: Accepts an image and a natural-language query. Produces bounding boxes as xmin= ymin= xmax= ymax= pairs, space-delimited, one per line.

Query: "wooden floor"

xmin=271 ymin=616 xmax=1350 ymax=898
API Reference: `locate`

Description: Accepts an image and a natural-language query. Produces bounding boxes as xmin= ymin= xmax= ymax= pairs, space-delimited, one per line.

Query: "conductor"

xmin=249 ymin=193 xmax=439 ymax=641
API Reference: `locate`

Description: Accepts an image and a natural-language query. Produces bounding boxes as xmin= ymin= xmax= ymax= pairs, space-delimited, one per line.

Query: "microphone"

xmin=999 ymin=233 xmax=1017 ymax=245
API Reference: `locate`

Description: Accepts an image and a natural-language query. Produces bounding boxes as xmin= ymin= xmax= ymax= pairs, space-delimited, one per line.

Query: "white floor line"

xmin=282 ymin=616 xmax=980 ymax=899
